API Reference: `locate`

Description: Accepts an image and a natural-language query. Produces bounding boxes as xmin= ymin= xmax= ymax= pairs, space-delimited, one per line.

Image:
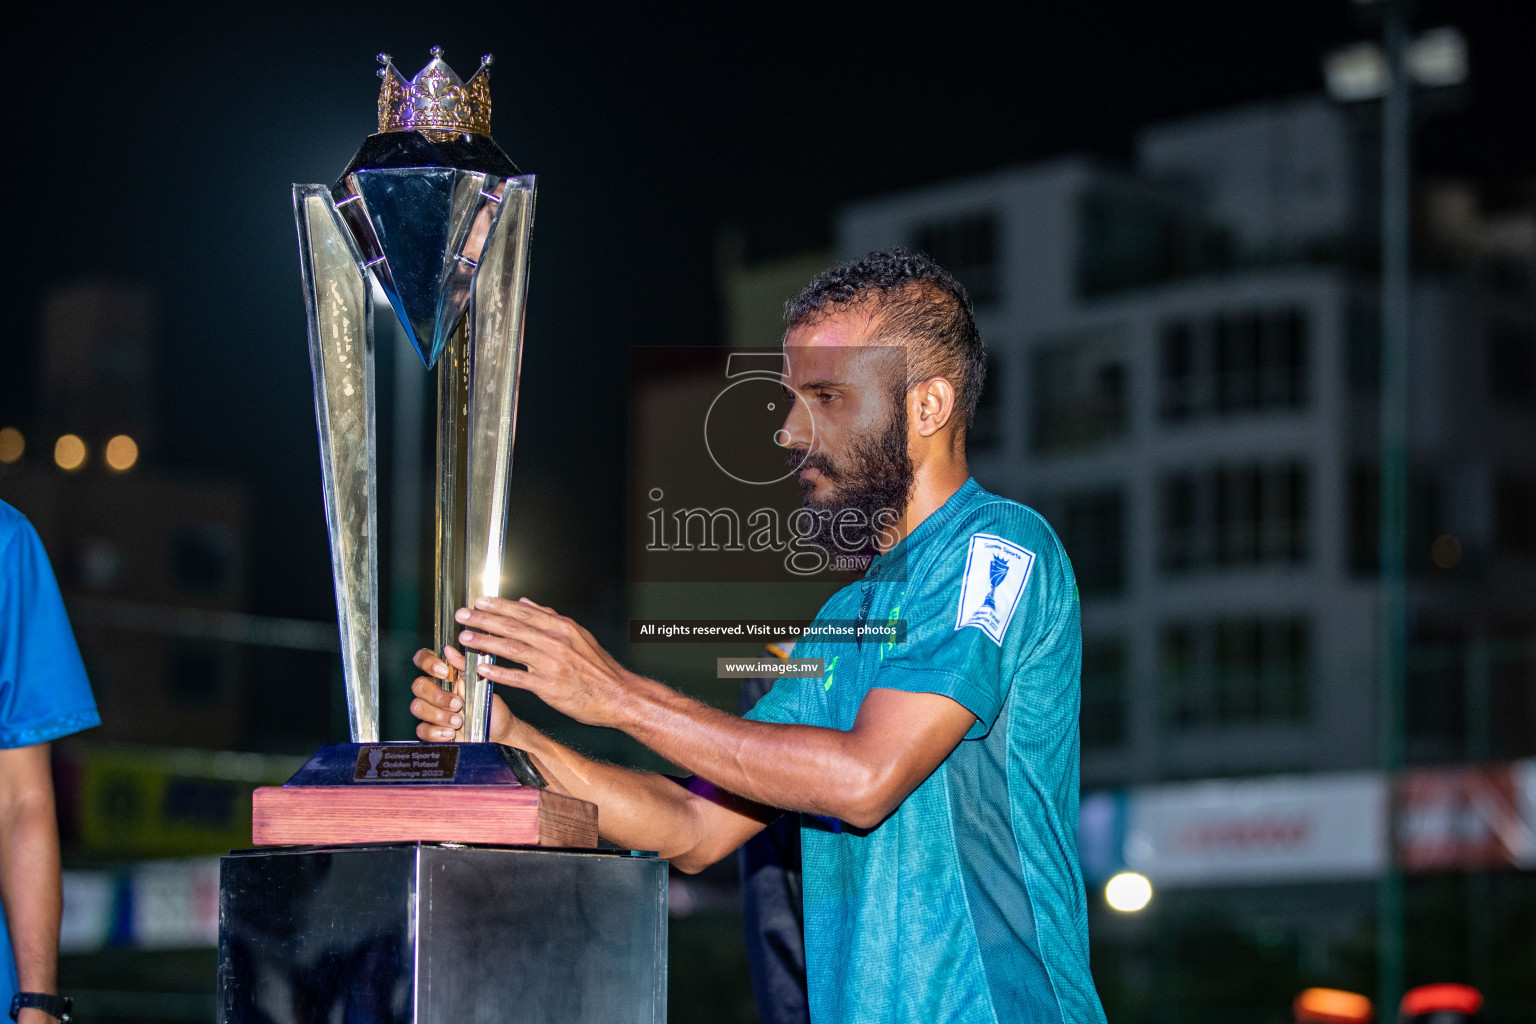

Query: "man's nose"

xmin=778 ymin=391 xmax=812 ymax=451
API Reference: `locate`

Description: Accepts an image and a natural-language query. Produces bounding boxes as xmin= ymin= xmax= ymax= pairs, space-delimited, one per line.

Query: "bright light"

xmin=1324 ymin=42 xmax=1387 ymax=102
xmin=1295 ymin=987 xmax=1373 ymax=1024
xmin=1325 ymin=27 xmax=1469 ymax=102
xmin=105 ymin=434 xmax=139 ymax=472
xmin=54 ymin=434 xmax=87 ymax=471
xmin=1409 ymin=27 xmax=1468 ymax=89
xmin=1104 ymin=871 xmax=1152 ymax=912
xmin=0 ymin=427 xmax=23 ymax=464
xmin=482 ymin=568 xmax=500 ymax=599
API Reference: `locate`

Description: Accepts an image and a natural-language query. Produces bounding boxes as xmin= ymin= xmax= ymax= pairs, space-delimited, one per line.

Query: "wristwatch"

xmin=9 ymin=994 xmax=71 ymax=1023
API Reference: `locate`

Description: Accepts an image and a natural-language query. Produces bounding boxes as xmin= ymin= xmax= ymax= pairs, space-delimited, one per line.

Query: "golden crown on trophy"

xmin=376 ymin=47 xmax=493 ymax=136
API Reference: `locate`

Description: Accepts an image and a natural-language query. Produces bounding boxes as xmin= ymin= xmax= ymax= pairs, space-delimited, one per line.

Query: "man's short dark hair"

xmin=784 ymin=248 xmax=986 ymax=432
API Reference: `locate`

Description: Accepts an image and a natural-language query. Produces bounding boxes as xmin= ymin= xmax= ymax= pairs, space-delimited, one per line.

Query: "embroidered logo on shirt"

xmin=955 ymin=533 xmax=1034 ymax=644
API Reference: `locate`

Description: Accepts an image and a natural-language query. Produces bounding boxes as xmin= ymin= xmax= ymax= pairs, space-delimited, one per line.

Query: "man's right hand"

xmin=410 ymin=648 xmax=775 ymax=872
xmin=410 ymin=646 xmax=516 ymax=744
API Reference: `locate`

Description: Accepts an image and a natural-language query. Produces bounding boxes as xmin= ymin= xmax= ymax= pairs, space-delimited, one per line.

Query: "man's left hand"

xmin=454 ymin=597 xmax=634 ymax=728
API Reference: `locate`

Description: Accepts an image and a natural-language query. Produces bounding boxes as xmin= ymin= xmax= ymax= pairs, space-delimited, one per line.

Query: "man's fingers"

xmin=416 ymin=721 xmax=458 ymax=742
xmin=473 ymin=595 xmax=561 ymax=624
xmin=470 ymin=595 xmax=522 ymax=616
xmin=455 ymin=609 xmax=565 ymax=654
xmin=442 ymin=645 xmax=466 ymax=670
xmin=459 ymin=628 xmax=555 ymax=674
xmin=471 ymin=595 xmax=555 ymax=617
xmin=518 ymin=597 xmax=558 ymax=614
xmin=409 ymin=695 xmax=464 ymax=732
xmin=479 ymin=659 xmax=536 ymax=689
xmin=413 ymin=648 xmax=451 ymax=677
xmin=411 ymin=676 xmax=464 ymax=711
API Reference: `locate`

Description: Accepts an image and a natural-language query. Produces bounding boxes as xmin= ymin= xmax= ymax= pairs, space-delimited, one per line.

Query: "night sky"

xmin=3 ymin=1 xmax=1530 ymax=625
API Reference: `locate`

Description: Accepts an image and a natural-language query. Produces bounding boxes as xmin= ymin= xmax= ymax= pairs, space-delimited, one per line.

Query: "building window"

xmin=911 ymin=211 xmax=1000 ymax=305
xmin=1077 ymin=189 xmax=1193 ymax=298
xmin=1213 ymin=618 xmax=1309 ymax=722
xmin=1213 ymin=463 xmax=1309 ymax=565
xmin=1159 ymin=461 xmax=1310 ymax=574
xmin=1161 ymin=625 xmax=1198 ymax=726
xmin=1159 ymin=473 xmax=1200 ymax=573
xmin=1346 ymin=298 xmax=1381 ymax=396
xmin=1488 ymin=325 xmax=1536 ymax=409
xmin=1158 ymin=307 xmax=1309 ymax=422
xmin=1159 ymin=321 xmax=1198 ymax=422
xmin=1495 ymin=475 xmax=1536 ymax=558
xmin=1081 ymin=637 xmax=1127 ymax=750
xmin=1031 ymin=328 xmax=1128 ymax=453
xmin=1161 ymin=617 xmax=1311 ymax=727
xmin=1049 ymin=488 xmax=1125 ymax=596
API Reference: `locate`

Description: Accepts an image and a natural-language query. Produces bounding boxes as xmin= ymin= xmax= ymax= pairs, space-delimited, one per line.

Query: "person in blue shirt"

xmin=409 ymin=249 xmax=1107 ymax=1023
xmin=0 ymin=500 xmax=100 ymax=1024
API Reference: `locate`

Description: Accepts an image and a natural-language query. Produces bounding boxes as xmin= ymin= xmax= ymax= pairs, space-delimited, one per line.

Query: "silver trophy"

xmin=294 ymin=48 xmax=535 ymax=743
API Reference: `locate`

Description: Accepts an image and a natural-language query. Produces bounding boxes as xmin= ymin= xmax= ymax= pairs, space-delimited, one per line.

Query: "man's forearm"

xmin=453 ymin=599 xmax=971 ymax=832
xmin=606 ymin=673 xmax=885 ymax=823
xmin=504 ymin=717 xmax=724 ymax=862
xmin=0 ymin=777 xmax=61 ymax=999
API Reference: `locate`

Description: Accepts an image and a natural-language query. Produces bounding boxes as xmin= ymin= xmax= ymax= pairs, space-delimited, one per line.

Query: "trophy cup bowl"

xmin=249 ymin=49 xmax=597 ymax=848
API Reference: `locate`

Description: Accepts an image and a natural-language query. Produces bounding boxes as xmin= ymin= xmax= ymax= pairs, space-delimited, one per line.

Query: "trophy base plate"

xmin=251 ymin=785 xmax=598 ymax=847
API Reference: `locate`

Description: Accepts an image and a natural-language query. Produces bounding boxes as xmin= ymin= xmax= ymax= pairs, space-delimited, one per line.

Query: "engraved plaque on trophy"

xmin=250 ymin=48 xmax=596 ymax=848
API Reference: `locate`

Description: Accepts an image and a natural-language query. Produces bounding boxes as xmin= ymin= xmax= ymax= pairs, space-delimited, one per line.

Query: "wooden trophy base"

xmin=250 ymin=742 xmax=599 ymax=848
xmin=252 ymin=784 xmax=597 ymax=847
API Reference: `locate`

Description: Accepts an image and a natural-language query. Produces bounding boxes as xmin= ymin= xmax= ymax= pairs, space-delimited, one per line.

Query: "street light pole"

xmin=1326 ymin=7 xmax=1468 ymax=1009
xmin=1376 ymin=1 xmax=1411 ymax=1013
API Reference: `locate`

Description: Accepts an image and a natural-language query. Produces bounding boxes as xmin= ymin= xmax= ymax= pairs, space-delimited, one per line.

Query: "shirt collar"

xmin=867 ymin=477 xmax=982 ymax=577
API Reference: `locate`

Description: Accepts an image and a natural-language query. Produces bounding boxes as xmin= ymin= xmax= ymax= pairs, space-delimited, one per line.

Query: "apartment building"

xmin=837 ymin=98 xmax=1536 ymax=787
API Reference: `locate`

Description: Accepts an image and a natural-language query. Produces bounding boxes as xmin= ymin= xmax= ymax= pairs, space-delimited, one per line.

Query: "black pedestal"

xmin=218 ymin=843 xmax=667 ymax=1023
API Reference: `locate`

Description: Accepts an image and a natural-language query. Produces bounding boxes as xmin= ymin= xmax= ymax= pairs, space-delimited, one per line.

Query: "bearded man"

xmin=409 ymin=249 xmax=1106 ymax=1024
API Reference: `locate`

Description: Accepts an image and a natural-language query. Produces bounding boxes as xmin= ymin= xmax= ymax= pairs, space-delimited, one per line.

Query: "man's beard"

xmin=788 ymin=405 xmax=913 ymax=554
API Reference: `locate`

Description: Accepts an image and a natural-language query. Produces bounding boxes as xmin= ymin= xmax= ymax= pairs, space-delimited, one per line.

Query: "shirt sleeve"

xmin=872 ymin=502 xmax=1076 ymax=739
xmin=0 ymin=512 xmax=100 ymax=748
xmin=742 ymin=674 xmax=807 ymax=725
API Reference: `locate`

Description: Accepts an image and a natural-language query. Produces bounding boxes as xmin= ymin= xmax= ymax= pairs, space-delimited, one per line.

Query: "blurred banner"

xmin=1398 ymin=760 xmax=1536 ymax=871
xmin=56 ymin=744 xmax=303 ymax=858
xmin=1122 ymin=773 xmax=1388 ymax=888
xmin=60 ymin=858 xmax=220 ymax=953
xmin=1081 ymin=760 xmax=1536 ymax=889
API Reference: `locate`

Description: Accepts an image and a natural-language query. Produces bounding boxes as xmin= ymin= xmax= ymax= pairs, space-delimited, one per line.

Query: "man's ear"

xmin=910 ymin=377 xmax=957 ymax=438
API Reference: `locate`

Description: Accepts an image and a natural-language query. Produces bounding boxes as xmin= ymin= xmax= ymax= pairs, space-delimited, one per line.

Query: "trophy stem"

xmin=295 ymin=186 xmax=380 ymax=744
xmin=459 ymin=180 xmax=536 ymax=745
xmin=435 ymin=317 xmax=470 ymax=724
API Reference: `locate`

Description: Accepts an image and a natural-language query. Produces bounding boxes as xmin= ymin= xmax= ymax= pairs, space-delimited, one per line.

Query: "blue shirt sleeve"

xmin=0 ymin=504 xmax=100 ymax=748
xmin=873 ymin=501 xmax=1077 ymax=739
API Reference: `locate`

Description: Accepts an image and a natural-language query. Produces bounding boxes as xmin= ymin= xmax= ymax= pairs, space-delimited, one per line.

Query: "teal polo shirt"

xmin=747 ymin=479 xmax=1104 ymax=1024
